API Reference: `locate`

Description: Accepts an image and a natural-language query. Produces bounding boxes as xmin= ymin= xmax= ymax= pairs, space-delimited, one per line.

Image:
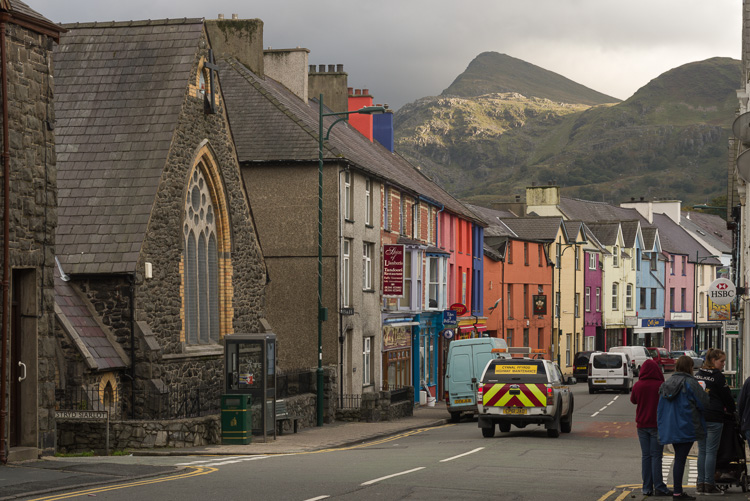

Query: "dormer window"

xmin=613 ymin=246 xmax=619 ymax=267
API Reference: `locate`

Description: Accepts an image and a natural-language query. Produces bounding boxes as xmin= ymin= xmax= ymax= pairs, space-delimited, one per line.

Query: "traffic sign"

xmin=707 ymin=278 xmax=736 ymax=306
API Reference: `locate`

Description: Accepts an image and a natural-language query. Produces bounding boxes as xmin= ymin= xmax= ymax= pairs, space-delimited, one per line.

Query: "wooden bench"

xmin=275 ymin=400 xmax=299 ymax=435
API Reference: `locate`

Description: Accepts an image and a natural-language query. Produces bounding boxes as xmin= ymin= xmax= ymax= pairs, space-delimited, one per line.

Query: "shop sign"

xmin=707 ymin=278 xmax=736 ymax=306
xmin=443 ymin=309 xmax=457 ymax=325
xmin=625 ymin=316 xmax=638 ymax=327
xmin=708 ymin=301 xmax=730 ymax=321
xmin=442 ymin=328 xmax=455 ymax=340
xmin=340 ymin=307 xmax=354 ymax=316
xmin=450 ymin=303 xmax=467 ymax=315
xmin=725 ymin=320 xmax=740 ymax=335
xmin=382 ymin=324 xmax=411 ymax=350
xmin=670 ymin=312 xmax=692 ymax=321
xmin=641 ymin=318 xmax=664 ymax=328
xmin=532 ymin=295 xmax=547 ymax=316
xmin=382 ymin=244 xmax=404 ymax=297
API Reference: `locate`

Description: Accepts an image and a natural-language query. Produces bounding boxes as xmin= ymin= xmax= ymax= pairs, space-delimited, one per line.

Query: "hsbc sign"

xmin=707 ymin=278 xmax=737 ymax=306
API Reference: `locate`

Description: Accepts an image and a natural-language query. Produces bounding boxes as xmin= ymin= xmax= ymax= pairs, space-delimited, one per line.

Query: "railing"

xmin=339 ymin=394 xmax=362 ymax=409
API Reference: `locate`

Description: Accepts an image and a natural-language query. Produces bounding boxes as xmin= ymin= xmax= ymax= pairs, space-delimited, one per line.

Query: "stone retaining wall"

xmin=334 ymin=388 xmax=415 ymax=422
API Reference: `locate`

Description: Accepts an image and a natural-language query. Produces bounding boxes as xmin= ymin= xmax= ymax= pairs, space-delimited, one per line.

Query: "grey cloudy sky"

xmin=32 ymin=0 xmax=741 ymax=110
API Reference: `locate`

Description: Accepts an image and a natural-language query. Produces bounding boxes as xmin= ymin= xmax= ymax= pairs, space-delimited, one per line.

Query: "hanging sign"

xmin=707 ymin=278 xmax=736 ymax=306
xmin=450 ymin=303 xmax=467 ymax=316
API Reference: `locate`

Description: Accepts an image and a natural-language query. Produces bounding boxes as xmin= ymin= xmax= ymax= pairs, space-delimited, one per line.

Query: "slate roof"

xmin=219 ymin=58 xmax=483 ymax=225
xmin=620 ymin=220 xmax=641 ymax=248
xmin=54 ymin=268 xmax=128 ymax=371
xmin=682 ymin=211 xmax=732 ymax=254
xmin=559 ymin=197 xmax=647 ymax=223
xmin=54 ymin=19 xmax=205 ymax=274
xmin=586 ymin=222 xmax=621 ymax=246
xmin=5 ymin=0 xmax=56 ymax=26
xmin=498 ymin=217 xmax=563 ymax=242
xmin=562 ymin=221 xmax=586 ymax=243
xmin=465 ymin=204 xmax=517 ymax=237
xmin=641 ymin=227 xmax=658 ymax=250
xmin=652 ymin=213 xmax=721 ymax=265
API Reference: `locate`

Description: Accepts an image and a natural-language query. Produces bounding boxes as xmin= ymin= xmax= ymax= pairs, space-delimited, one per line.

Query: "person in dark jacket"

xmin=694 ymin=348 xmax=735 ymax=495
xmin=658 ymin=355 xmax=709 ymax=500
xmin=631 ymin=358 xmax=672 ymax=496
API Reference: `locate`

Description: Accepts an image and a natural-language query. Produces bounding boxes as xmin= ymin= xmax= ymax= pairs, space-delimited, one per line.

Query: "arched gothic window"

xmin=183 ymin=163 xmax=220 ymax=344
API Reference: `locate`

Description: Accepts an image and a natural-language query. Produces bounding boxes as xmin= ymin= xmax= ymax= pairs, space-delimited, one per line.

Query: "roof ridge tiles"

xmin=61 ymin=18 xmax=204 ymax=29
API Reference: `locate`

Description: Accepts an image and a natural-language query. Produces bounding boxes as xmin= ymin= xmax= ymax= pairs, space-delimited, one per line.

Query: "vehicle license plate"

xmin=503 ymin=407 xmax=527 ymax=415
xmin=454 ymin=398 xmax=471 ymax=404
xmin=576 ymin=366 xmax=586 ymax=370
xmin=594 ymin=379 xmax=606 ymax=384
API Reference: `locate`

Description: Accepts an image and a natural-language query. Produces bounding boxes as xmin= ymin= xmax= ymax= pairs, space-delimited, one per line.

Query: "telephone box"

xmin=224 ymin=333 xmax=276 ymax=442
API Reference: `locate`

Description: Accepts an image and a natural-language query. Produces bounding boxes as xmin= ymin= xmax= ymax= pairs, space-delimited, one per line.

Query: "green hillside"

xmin=395 ymin=56 xmax=740 ymax=206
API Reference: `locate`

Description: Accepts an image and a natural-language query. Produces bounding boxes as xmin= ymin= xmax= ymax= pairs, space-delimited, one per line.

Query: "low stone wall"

xmin=334 ymin=388 xmax=415 ymax=423
xmin=56 ymin=415 xmax=220 ymax=454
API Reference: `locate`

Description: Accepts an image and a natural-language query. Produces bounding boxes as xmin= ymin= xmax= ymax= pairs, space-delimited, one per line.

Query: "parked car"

xmin=670 ymin=350 xmax=704 ymax=371
xmin=646 ymin=347 xmax=676 ymax=372
xmin=573 ymin=351 xmax=595 ymax=381
xmin=609 ymin=346 xmax=651 ymax=376
xmin=588 ymin=351 xmax=634 ymax=394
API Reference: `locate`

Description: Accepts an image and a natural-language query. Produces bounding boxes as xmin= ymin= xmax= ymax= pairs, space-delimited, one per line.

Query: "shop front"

xmin=381 ymin=317 xmax=417 ymax=391
xmin=666 ymin=313 xmax=695 ymax=351
xmin=695 ymin=323 xmax=722 ymax=352
xmin=605 ymin=326 xmax=626 ymax=350
xmin=416 ymin=312 xmax=444 ymax=405
xmin=634 ymin=318 xmax=664 ymax=348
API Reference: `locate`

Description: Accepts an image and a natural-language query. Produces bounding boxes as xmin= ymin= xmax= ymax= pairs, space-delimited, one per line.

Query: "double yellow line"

xmin=27 ymin=466 xmax=217 ymax=501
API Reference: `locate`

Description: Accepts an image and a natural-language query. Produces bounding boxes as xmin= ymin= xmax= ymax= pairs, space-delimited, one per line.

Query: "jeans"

xmin=672 ymin=442 xmax=693 ymax=495
xmin=637 ymin=428 xmax=667 ymax=494
xmin=697 ymin=421 xmax=724 ymax=485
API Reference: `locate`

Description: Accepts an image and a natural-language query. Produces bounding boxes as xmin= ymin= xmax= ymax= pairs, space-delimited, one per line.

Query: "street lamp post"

xmin=316 ymin=95 xmax=385 ymax=426
xmin=694 ymin=252 xmax=719 ymax=352
xmin=556 ymin=241 xmax=585 ymax=367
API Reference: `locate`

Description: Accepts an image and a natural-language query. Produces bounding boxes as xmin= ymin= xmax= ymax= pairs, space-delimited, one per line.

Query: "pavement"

xmin=0 ymin=402 xmax=450 ymax=500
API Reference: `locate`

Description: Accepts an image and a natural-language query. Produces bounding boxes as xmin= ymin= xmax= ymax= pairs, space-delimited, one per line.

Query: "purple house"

xmin=583 ymin=229 xmax=606 ymax=351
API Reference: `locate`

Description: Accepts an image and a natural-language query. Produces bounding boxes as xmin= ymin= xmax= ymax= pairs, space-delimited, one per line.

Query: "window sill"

xmin=365 ymin=224 xmax=374 ymax=229
xmin=345 ymin=218 xmax=354 ymax=224
xmin=164 ymin=344 xmax=223 ymax=360
xmin=363 ymin=289 xmax=376 ymax=293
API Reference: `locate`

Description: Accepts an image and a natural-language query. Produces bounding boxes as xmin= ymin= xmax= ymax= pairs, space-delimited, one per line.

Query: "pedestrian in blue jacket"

xmin=657 ymin=355 xmax=709 ymax=499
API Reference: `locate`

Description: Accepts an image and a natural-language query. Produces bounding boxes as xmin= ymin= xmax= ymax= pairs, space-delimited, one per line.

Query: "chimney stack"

xmin=205 ymin=17 xmax=265 ymax=77
xmin=264 ymin=47 xmax=310 ymax=102
xmin=309 ymin=63 xmax=349 ymax=113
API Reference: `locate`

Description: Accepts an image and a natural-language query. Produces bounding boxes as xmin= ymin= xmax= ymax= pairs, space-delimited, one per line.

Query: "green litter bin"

xmin=221 ymin=394 xmax=252 ymax=445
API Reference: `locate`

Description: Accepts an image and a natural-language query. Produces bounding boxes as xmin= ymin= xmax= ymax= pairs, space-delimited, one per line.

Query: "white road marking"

xmin=591 ymin=411 xmax=600 ymax=417
xmin=361 ymin=467 xmax=426 ymax=486
xmin=440 ymin=447 xmax=484 ymax=462
xmin=303 ymin=497 xmax=330 ymax=501
xmin=176 ymin=455 xmax=270 ymax=467
xmin=175 ymin=456 xmax=247 ymax=465
xmin=599 ymin=406 xmax=608 ymax=412
xmin=613 ymin=396 xmax=619 ymax=400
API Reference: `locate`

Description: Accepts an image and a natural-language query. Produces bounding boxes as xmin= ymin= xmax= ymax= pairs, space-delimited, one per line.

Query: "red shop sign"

xmin=450 ymin=303 xmax=467 ymax=316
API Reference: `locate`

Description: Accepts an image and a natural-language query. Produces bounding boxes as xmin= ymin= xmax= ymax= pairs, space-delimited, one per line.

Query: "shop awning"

xmin=386 ymin=321 xmax=419 ymax=328
xmin=665 ymin=321 xmax=695 ymax=328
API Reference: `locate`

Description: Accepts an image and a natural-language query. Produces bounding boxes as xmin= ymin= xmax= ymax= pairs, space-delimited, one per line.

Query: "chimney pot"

xmin=355 ymin=89 xmax=362 ymax=95
xmin=640 ymin=197 xmax=644 ymax=201
xmin=363 ymin=88 xmax=369 ymax=95
xmin=348 ymin=87 xmax=353 ymax=95
xmin=515 ymin=195 xmax=521 ymax=202
xmin=218 ymin=13 xmax=224 ymax=19
xmin=232 ymin=13 xmax=238 ymax=19
xmin=337 ymin=64 xmax=343 ymax=72
xmin=309 ymin=65 xmax=316 ymax=73
xmin=318 ymin=64 xmax=325 ymax=72
xmin=328 ymin=64 xmax=335 ymax=72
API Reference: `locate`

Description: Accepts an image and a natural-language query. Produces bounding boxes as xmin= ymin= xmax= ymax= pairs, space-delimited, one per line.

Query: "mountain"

xmin=442 ymin=52 xmax=619 ymax=106
xmin=394 ymin=55 xmax=741 ymax=207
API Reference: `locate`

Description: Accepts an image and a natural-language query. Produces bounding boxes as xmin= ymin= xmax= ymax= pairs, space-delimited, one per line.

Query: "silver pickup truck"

xmin=476 ymin=357 xmax=576 ymax=438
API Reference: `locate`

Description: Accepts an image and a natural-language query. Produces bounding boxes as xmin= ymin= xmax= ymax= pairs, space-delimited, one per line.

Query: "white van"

xmin=588 ymin=352 xmax=634 ymax=394
xmin=444 ymin=337 xmax=509 ymax=422
xmin=609 ymin=345 xmax=650 ymax=376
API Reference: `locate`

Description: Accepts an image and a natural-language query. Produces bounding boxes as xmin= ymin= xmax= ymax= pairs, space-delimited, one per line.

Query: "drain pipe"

xmin=0 ymin=18 xmax=10 ymax=464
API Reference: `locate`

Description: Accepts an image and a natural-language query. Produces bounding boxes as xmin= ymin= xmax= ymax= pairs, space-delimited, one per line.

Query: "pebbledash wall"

xmin=2 ymin=21 xmax=59 ymax=454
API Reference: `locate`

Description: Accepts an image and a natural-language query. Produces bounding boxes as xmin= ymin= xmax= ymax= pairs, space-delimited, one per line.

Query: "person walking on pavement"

xmin=737 ymin=372 xmax=750 ymax=445
xmin=658 ymin=355 xmax=709 ymax=500
xmin=694 ymin=348 xmax=735 ymax=496
xmin=631 ymin=358 xmax=673 ymax=497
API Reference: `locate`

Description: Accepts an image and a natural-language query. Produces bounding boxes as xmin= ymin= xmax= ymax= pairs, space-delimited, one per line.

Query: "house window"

xmin=585 ymin=287 xmax=591 ymax=312
xmin=669 ymin=288 xmax=675 ymax=311
xmin=575 ymin=246 xmax=580 ymax=270
xmin=427 ymin=207 xmax=433 ymax=244
xmin=537 ymin=328 xmax=544 ymax=351
xmin=399 ymin=196 xmax=405 ymax=235
xmin=507 ymin=328 xmax=514 ymax=346
xmin=650 ymin=253 xmax=657 ymax=271
xmin=575 ymin=293 xmax=580 ymax=317
xmin=383 ymin=186 xmax=390 ymax=231
xmin=612 ymin=282 xmax=619 ymax=310
xmin=681 ymin=256 xmax=686 ymax=276
xmin=596 ymin=287 xmax=601 ymax=312
xmin=681 ymin=288 xmax=686 ymax=311
xmin=524 ymin=242 xmax=529 ymax=266
xmin=613 ymin=246 xmax=619 ymax=267
xmin=636 ymin=248 xmax=641 ymax=271
xmin=670 ymin=255 xmax=675 ymax=275
xmin=523 ymin=328 xmax=529 ymax=346
xmin=183 ymin=162 xmax=221 ymax=345
xmin=556 ymin=242 xmax=561 ymax=268
xmin=427 ymin=255 xmax=447 ymax=310
xmin=538 ymin=244 xmax=543 ymax=267
xmin=362 ymin=242 xmax=373 ymax=291
xmin=699 ymin=265 xmax=704 ymax=286
xmin=651 ymin=288 xmax=657 ymax=309
xmin=507 ymin=241 xmax=513 ymax=264
xmin=344 ymin=171 xmax=352 ymax=221
xmin=523 ymin=284 xmax=529 ymax=318
xmin=589 ymin=252 xmax=596 ymax=270
xmin=566 ymin=333 xmax=571 ymax=366
xmin=363 ymin=337 xmax=372 ymax=386
xmin=699 ymin=292 xmax=705 ymax=317
xmin=398 ymin=250 xmax=413 ymax=309
xmin=343 ymin=239 xmax=351 ymax=307
xmin=640 ymin=287 xmax=647 ymax=309
xmin=626 ymin=284 xmax=633 ymax=310
xmin=365 ymin=178 xmax=372 ymax=226
xmin=507 ymin=284 xmax=513 ymax=319
xmin=555 ymin=291 xmax=560 ymax=318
